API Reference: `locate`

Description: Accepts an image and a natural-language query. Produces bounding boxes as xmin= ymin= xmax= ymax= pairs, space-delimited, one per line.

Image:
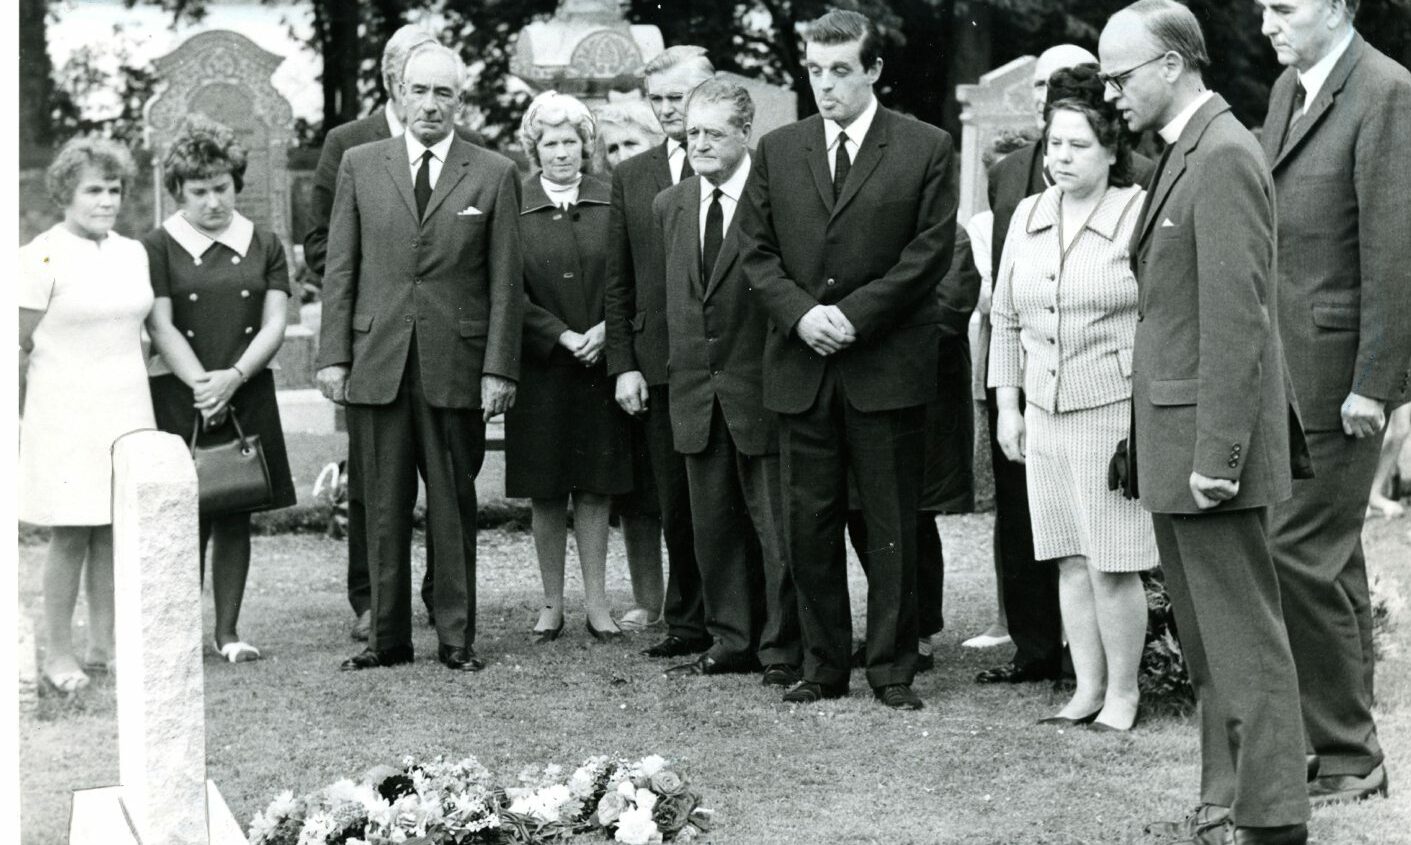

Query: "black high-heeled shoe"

xmin=585 ymin=619 xmax=623 ymax=642
xmin=1036 ymin=708 xmax=1102 ymax=727
xmin=1089 ymin=704 xmax=1143 ymax=733
xmin=530 ymin=618 xmax=565 ymax=645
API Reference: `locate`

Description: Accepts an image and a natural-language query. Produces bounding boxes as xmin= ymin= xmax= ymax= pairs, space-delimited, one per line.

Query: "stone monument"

xmin=68 ymin=431 xmax=244 ymax=845
xmin=144 ymin=30 xmax=315 ymax=389
xmin=954 ymin=55 xmax=1039 ymax=223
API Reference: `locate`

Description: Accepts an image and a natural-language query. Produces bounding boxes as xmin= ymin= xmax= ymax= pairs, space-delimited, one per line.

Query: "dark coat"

xmin=1130 ymin=95 xmax=1308 ymax=515
xmin=604 ymin=141 xmax=673 ymax=385
xmin=315 ymin=134 xmax=523 ymax=409
xmin=738 ymin=106 xmax=959 ymax=414
xmin=655 ymin=172 xmax=776 ymax=457
xmin=305 ymin=111 xmax=484 ymax=277
xmin=1262 ymin=34 xmax=1411 ymax=430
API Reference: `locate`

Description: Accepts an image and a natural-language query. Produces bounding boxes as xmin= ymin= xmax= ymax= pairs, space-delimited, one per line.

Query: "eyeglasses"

xmin=1097 ymin=53 xmax=1169 ymax=95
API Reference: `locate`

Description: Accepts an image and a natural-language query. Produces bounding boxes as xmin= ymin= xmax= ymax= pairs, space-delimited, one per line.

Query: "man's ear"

xmin=868 ymin=58 xmax=884 ymax=84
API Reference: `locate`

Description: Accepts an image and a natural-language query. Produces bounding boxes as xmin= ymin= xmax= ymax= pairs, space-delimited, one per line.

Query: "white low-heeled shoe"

xmin=213 ymin=640 xmax=262 ymax=663
xmin=961 ymin=632 xmax=1013 ymax=649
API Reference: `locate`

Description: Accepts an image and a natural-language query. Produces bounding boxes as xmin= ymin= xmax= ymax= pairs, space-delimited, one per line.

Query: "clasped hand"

xmin=559 ymin=322 xmax=606 ymax=367
xmin=193 ymin=368 xmax=241 ymax=421
xmin=796 ymin=305 xmax=856 ymax=356
xmin=1189 ymin=472 xmax=1239 ymax=510
xmin=1341 ymin=392 xmax=1386 ymax=439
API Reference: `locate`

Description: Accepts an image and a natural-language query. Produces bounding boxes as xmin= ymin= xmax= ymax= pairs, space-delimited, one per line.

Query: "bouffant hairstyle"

xmin=518 ymin=91 xmax=597 ymax=170
xmin=45 ymin=136 xmax=136 ymax=206
xmin=803 ymin=9 xmax=883 ymax=71
xmin=1045 ymin=64 xmax=1135 ymax=188
xmin=592 ymin=100 xmax=665 ymax=173
xmin=162 ymin=116 xmax=248 ymax=197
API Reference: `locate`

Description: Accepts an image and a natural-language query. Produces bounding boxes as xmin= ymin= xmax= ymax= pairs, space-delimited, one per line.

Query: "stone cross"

xmin=955 ymin=55 xmax=1040 ymax=223
xmin=68 ymin=431 xmax=243 ymax=845
xmin=143 ymin=30 xmax=315 ymax=389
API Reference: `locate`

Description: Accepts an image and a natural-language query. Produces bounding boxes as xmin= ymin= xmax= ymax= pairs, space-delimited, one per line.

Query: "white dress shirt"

xmin=405 ymin=131 xmax=454 ymax=189
xmin=1158 ymin=90 xmax=1216 ymax=145
xmin=698 ymin=154 xmax=751 ymax=253
xmin=1297 ymin=28 xmax=1355 ymax=113
xmin=667 ymin=141 xmax=691 ymax=184
xmin=824 ymin=95 xmax=879 ymax=179
xmin=384 ymin=101 xmax=404 ymax=137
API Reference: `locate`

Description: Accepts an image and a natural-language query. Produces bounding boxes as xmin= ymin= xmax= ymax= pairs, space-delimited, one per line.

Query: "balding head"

xmin=383 ymin=25 xmax=437 ymax=109
xmin=1031 ymin=44 xmax=1098 ymax=125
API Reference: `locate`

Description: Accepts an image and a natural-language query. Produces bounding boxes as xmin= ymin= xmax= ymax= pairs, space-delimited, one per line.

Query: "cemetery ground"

xmin=16 ymin=441 xmax=1411 ymax=844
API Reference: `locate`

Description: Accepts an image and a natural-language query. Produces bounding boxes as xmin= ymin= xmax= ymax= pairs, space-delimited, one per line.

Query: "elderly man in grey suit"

xmin=654 ymin=78 xmax=801 ymax=685
xmin=316 ymin=42 xmax=522 ymax=673
xmin=1257 ymin=0 xmax=1411 ymax=808
xmin=1101 ymin=2 xmax=1312 ymax=843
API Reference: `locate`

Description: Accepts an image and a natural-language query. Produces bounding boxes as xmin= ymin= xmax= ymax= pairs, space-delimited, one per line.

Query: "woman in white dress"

xmin=18 ymin=138 xmax=155 ymax=695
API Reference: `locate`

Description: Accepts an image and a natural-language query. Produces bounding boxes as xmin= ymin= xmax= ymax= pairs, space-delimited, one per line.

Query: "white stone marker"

xmin=69 ymin=430 xmax=242 ymax=845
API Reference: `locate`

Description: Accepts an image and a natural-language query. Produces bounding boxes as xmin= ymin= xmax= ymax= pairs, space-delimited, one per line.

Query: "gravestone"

xmin=68 ymin=431 xmax=243 ymax=845
xmin=512 ymin=0 xmax=664 ymax=106
xmin=954 ymin=55 xmax=1039 ymax=223
xmin=717 ymin=71 xmax=798 ymax=141
xmin=144 ymin=30 xmax=315 ymax=389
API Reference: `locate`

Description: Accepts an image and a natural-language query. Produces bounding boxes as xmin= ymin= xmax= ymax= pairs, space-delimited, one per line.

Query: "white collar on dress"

xmin=162 ymin=210 xmax=254 ymax=261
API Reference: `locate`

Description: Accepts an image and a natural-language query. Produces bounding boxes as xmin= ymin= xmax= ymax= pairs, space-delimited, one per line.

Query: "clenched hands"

xmin=795 ymin=305 xmax=856 ymax=357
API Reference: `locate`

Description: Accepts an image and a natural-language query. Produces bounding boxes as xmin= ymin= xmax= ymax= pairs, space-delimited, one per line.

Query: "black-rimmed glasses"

xmin=1097 ymin=53 xmax=1168 ymax=95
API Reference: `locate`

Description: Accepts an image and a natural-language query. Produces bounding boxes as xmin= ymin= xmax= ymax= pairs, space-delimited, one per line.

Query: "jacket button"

xmin=231 ymin=256 xmax=241 ymax=265
xmin=244 ymin=326 xmax=254 ymax=335
xmin=1228 ymin=460 xmax=1238 ymax=468
xmin=1049 ymin=337 xmax=1056 ymax=344
xmin=1137 ymin=314 xmax=1144 ymax=322
xmin=563 ymin=272 xmax=575 ymax=279
xmin=411 ymin=238 xmax=419 ymax=247
xmin=1047 ymin=305 xmax=1055 ymax=313
xmin=414 ymin=278 xmax=422 ymax=285
xmin=185 ymin=329 xmax=195 ymax=338
xmin=240 ymin=290 xmax=250 ymax=298
xmin=405 ymin=316 xmax=413 ymax=323
xmin=189 ymin=293 xmax=199 ymax=301
xmin=826 ymin=277 xmax=836 ymax=286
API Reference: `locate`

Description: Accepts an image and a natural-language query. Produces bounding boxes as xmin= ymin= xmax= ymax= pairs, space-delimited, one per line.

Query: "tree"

xmin=19 ymin=0 xmax=55 ymax=160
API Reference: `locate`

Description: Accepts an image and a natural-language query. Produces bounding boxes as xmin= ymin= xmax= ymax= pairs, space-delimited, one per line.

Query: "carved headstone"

xmin=955 ymin=56 xmax=1040 ymax=223
xmin=512 ymin=0 xmax=664 ymax=105
xmin=144 ymin=30 xmax=315 ymax=389
xmin=716 ymin=71 xmax=798 ymax=142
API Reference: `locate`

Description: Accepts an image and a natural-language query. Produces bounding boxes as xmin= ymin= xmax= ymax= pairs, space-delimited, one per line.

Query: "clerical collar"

xmin=1159 ymin=90 xmax=1215 ymax=145
xmin=163 ymin=210 xmax=254 ymax=260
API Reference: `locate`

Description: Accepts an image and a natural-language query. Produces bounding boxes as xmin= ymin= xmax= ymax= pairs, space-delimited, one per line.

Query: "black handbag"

xmin=190 ymin=407 xmax=273 ymax=515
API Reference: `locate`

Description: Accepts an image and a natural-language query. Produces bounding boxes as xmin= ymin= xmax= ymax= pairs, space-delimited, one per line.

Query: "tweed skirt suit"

xmin=988 ymin=184 xmax=1157 ymax=573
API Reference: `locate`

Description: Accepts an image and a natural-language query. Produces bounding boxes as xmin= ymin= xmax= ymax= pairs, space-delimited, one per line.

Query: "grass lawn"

xmin=17 ymin=513 xmax=1411 ymax=844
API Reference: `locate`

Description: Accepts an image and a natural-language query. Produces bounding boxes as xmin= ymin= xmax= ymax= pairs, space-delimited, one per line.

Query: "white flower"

xmin=508 ymin=783 xmax=574 ymax=822
xmin=634 ymin=787 xmax=658 ymax=813
xmin=297 ymin=810 xmax=337 ymax=845
xmin=614 ymin=804 xmax=663 ymax=845
xmin=617 ymin=780 xmax=638 ymax=800
xmin=569 ymin=767 xmax=596 ymax=798
xmin=634 ymin=755 xmax=668 ymax=779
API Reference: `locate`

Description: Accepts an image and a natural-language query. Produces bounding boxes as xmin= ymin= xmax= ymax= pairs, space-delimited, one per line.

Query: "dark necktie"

xmin=1280 ymin=81 xmax=1307 ymax=154
xmin=678 ymin=146 xmax=694 ymax=182
xmin=702 ymin=187 xmax=723 ymax=287
xmin=415 ymin=149 xmax=433 ymax=219
xmin=833 ymin=130 xmax=851 ymax=200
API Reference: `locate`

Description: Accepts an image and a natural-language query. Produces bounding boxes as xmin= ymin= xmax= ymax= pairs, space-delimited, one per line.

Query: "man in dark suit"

xmin=304 ymin=25 xmax=484 ymax=642
xmin=654 ymin=78 xmax=801 ymax=685
xmin=1258 ymin=0 xmax=1411 ymax=808
xmin=604 ymin=46 xmax=716 ymax=659
xmin=316 ymin=42 xmax=522 ymax=673
xmin=1101 ymin=3 xmax=1312 ymax=842
xmin=738 ymin=9 xmax=957 ymax=711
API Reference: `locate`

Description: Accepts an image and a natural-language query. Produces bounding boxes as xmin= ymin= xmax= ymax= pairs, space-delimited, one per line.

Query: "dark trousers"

xmin=985 ymin=387 xmax=1062 ymax=671
xmin=848 ymin=511 xmax=945 ymax=638
xmin=684 ymin=403 xmax=801 ymax=667
xmin=347 ymin=344 xmax=486 ymax=651
xmin=780 ymin=366 xmax=924 ymax=689
xmin=1269 ymin=428 xmax=1384 ymax=777
xmin=1152 ymin=508 xmax=1310 ymax=828
xmin=645 ymin=384 xmax=707 ymax=640
xmin=346 ymin=449 xmax=435 ymax=616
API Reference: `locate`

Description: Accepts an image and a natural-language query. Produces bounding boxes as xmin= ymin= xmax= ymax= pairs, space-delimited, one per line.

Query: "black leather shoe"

xmin=529 ymin=620 xmax=564 ymax=645
xmin=1037 ymin=709 xmax=1101 ymax=726
xmin=761 ymin=664 xmax=800 ymax=687
xmin=781 ymin=680 xmax=848 ymax=703
xmin=916 ymin=652 xmax=935 ymax=673
xmin=663 ymin=653 xmax=758 ymax=677
xmin=1306 ymin=754 xmax=1320 ymax=783
xmin=641 ymin=634 xmax=712 ymax=658
xmin=437 ymin=644 xmax=485 ymax=672
xmin=1231 ymin=823 xmax=1307 ymax=845
xmin=585 ymin=619 xmax=624 ymax=642
xmin=975 ymin=661 xmax=1059 ymax=684
xmin=1309 ymin=764 xmax=1388 ymax=808
xmin=1143 ymin=805 xmax=1230 ymax=844
xmin=350 ymin=610 xmax=371 ymax=642
xmin=340 ymin=645 xmax=413 ymax=671
xmin=874 ymin=684 xmax=923 ymax=711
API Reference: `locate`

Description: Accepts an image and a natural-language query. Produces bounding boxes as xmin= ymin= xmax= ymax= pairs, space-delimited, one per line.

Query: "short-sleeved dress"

xmin=143 ymin=213 xmax=297 ymax=512
xmin=18 ymin=225 xmax=156 ymax=526
xmin=504 ymin=175 xmax=633 ymax=499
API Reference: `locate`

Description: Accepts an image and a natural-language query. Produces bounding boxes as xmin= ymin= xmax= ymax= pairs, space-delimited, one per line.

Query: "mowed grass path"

xmin=18 ymin=513 xmax=1411 ymax=844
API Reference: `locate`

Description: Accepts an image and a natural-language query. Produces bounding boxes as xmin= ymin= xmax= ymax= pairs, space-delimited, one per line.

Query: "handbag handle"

xmin=190 ymin=405 xmax=251 ymax=456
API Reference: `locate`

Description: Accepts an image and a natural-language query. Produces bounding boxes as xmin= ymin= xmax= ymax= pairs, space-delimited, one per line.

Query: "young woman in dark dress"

xmin=506 ymin=92 xmax=634 ymax=643
xmin=144 ymin=117 xmax=297 ymax=663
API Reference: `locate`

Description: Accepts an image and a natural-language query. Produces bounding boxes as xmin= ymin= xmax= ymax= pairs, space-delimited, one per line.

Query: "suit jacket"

xmin=305 ymin=111 xmax=484 ymax=277
xmin=738 ymin=106 xmax=959 ymax=414
xmin=315 ymin=134 xmax=523 ymax=409
xmin=1130 ymin=95 xmax=1305 ymax=515
xmin=604 ymin=141 xmax=673 ymax=384
xmin=655 ymin=173 xmax=776 ymax=456
xmin=1262 ymin=34 xmax=1411 ymax=431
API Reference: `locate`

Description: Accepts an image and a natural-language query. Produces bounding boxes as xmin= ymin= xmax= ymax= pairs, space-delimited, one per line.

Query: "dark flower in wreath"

xmin=376 ymin=773 xmax=416 ymax=802
xmin=649 ymin=769 xmax=686 ymax=796
xmin=652 ymin=791 xmax=699 ymax=835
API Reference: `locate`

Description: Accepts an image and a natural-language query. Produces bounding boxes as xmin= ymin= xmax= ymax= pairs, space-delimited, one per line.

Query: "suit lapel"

xmin=803 ymin=117 xmax=835 ymax=213
xmin=422 ymin=136 xmax=472 ymax=221
xmin=1273 ymin=36 xmax=1363 ymax=170
xmin=1137 ymin=96 xmax=1231 ymax=247
xmin=832 ymin=108 xmax=890 ymax=219
xmin=704 ymin=214 xmax=741 ymax=301
xmin=1263 ymin=70 xmax=1296 ymax=164
xmin=383 ymin=141 xmax=419 ymax=221
xmin=682 ymin=180 xmax=704 ymax=296
xmin=652 ymin=141 xmax=673 ymax=195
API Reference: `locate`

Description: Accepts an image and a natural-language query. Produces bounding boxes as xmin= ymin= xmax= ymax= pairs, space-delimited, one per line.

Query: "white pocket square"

xmin=1161 ymin=218 xmax=1176 ymax=228
xmin=457 ymin=205 xmax=484 ymax=216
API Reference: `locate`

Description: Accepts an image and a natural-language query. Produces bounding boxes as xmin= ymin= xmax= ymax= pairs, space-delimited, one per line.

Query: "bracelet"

xmin=231 ymin=364 xmax=247 ymax=382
